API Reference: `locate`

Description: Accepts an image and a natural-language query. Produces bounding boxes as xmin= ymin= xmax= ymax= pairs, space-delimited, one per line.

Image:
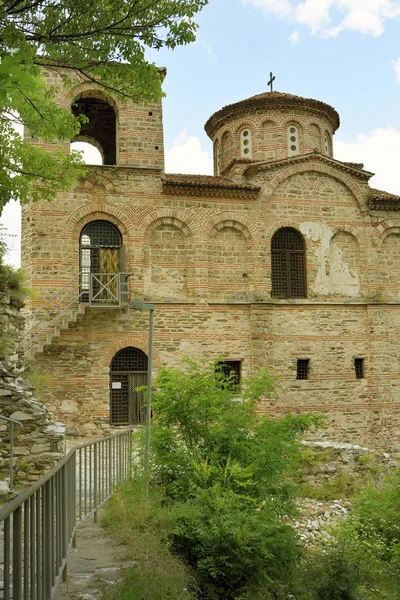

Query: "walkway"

xmin=54 ymin=509 xmax=134 ymax=600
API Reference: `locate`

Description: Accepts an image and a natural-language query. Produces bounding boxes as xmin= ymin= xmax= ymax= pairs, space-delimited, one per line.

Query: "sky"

xmin=2 ymin=0 xmax=400 ymax=266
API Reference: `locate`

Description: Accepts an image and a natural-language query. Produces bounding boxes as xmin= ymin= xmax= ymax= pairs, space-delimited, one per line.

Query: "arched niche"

xmin=208 ymin=222 xmax=250 ymax=298
xmin=378 ymin=232 xmax=400 ymax=298
xmin=328 ymin=231 xmax=360 ymax=297
xmin=144 ymin=219 xmax=189 ymax=299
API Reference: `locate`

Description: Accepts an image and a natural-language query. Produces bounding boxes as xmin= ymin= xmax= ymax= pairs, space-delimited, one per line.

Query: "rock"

xmin=10 ymin=410 xmax=34 ymax=421
xmin=0 ymin=480 xmax=10 ymax=496
xmin=30 ymin=444 xmax=50 ymax=454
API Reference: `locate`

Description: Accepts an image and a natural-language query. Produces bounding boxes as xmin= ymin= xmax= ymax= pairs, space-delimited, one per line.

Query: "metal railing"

xmin=24 ymin=272 xmax=131 ymax=350
xmin=0 ymin=416 xmax=23 ymax=493
xmin=0 ymin=429 xmax=134 ymax=600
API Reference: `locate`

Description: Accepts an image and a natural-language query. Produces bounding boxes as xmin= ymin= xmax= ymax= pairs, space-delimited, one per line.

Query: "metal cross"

xmin=268 ymin=72 xmax=276 ymax=92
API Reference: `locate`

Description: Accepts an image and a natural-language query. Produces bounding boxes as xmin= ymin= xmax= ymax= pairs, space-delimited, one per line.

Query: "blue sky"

xmin=2 ymin=0 xmax=400 ymax=265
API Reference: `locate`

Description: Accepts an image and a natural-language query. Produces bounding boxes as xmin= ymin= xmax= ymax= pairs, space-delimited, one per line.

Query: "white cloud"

xmin=335 ymin=126 xmax=400 ymax=194
xmin=242 ymin=0 xmax=400 ymax=37
xmin=288 ymin=29 xmax=300 ymax=44
xmin=393 ymin=57 xmax=400 ymax=82
xmin=165 ymin=129 xmax=213 ymax=174
xmin=241 ymin=0 xmax=292 ymax=18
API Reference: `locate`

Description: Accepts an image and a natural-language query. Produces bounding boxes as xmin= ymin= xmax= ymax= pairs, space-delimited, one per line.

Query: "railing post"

xmin=93 ymin=444 xmax=98 ymax=522
xmin=13 ymin=506 xmax=22 ymax=600
xmin=9 ymin=421 xmax=14 ymax=492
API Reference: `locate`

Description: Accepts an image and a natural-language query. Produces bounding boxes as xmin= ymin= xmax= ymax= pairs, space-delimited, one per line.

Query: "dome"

xmin=205 ymin=91 xmax=340 ymax=138
xmin=205 ymin=91 xmax=340 ymax=175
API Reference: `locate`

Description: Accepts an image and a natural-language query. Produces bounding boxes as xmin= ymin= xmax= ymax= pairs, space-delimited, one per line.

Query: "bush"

xmin=136 ymin=358 xmax=321 ymax=599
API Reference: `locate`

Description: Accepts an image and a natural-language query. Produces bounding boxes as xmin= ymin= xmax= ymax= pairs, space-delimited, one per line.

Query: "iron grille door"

xmin=129 ymin=372 xmax=147 ymax=425
xmin=110 ymin=373 xmax=130 ymax=425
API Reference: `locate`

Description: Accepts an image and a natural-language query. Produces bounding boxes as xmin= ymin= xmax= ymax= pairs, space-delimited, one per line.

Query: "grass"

xmin=101 ymin=478 xmax=196 ymax=600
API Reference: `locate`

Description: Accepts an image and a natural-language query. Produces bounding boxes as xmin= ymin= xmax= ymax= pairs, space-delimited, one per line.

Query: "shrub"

xmin=136 ymin=358 xmax=321 ymax=598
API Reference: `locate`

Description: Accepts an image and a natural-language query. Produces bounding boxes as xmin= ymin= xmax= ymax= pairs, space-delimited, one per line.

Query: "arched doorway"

xmin=110 ymin=347 xmax=148 ymax=425
xmin=80 ymin=221 xmax=122 ymax=304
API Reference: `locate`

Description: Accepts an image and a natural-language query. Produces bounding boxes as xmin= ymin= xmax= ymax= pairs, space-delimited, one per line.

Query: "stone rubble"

xmin=294 ymin=497 xmax=352 ymax=548
xmin=0 ymin=291 xmax=65 ymax=495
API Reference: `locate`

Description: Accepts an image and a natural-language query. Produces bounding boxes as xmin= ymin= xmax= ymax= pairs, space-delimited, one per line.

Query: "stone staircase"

xmin=23 ymin=272 xmax=131 ymax=359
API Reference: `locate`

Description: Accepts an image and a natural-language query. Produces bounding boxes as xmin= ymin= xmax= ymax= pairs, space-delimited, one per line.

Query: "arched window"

xmin=240 ymin=129 xmax=252 ymax=159
xmin=271 ymin=228 xmax=307 ymax=298
xmin=80 ymin=221 xmax=122 ymax=303
xmin=288 ymin=125 xmax=299 ymax=156
xmin=215 ymin=140 xmax=221 ymax=175
xmin=72 ymin=96 xmax=117 ymax=165
xmin=324 ymin=133 xmax=331 ymax=156
xmin=110 ymin=347 xmax=148 ymax=425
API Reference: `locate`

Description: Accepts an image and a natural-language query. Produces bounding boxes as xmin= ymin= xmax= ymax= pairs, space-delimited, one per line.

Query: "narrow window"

xmin=215 ymin=140 xmax=221 ymax=175
xmin=354 ymin=358 xmax=364 ymax=379
xmin=271 ymin=228 xmax=307 ymax=298
xmin=297 ymin=359 xmax=309 ymax=380
xmin=240 ymin=129 xmax=252 ymax=159
xmin=215 ymin=360 xmax=241 ymax=389
xmin=288 ymin=125 xmax=299 ymax=156
xmin=324 ymin=134 xmax=331 ymax=156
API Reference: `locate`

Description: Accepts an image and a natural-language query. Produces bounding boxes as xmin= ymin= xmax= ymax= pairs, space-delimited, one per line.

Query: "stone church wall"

xmin=0 ymin=291 xmax=65 ymax=488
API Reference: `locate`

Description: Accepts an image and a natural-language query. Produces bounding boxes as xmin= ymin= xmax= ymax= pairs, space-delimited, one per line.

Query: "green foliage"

xmin=298 ymin=542 xmax=373 ymax=600
xmin=135 ymin=358 xmax=321 ymax=598
xmin=102 ymin=478 xmax=196 ymax=600
xmin=0 ymin=0 xmax=208 ymax=211
xmin=24 ymin=369 xmax=53 ymax=394
xmin=300 ymin=472 xmax=366 ymax=501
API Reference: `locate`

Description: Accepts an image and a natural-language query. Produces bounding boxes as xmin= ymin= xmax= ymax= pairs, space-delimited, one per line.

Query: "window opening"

xmin=70 ymin=141 xmax=103 ymax=165
xmin=72 ymin=96 xmax=116 ymax=165
xmin=215 ymin=140 xmax=221 ymax=175
xmin=110 ymin=347 xmax=148 ymax=425
xmin=271 ymin=228 xmax=307 ymax=298
xmin=354 ymin=358 xmax=364 ymax=379
xmin=240 ymin=129 xmax=252 ymax=159
xmin=215 ymin=360 xmax=241 ymax=389
xmin=324 ymin=134 xmax=330 ymax=155
xmin=297 ymin=359 xmax=309 ymax=380
xmin=288 ymin=125 xmax=299 ymax=156
xmin=80 ymin=221 xmax=122 ymax=303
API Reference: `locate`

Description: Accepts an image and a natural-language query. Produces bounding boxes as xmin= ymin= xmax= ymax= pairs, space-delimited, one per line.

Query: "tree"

xmin=0 ymin=0 xmax=208 ymax=211
xmin=141 ymin=358 xmax=321 ymax=598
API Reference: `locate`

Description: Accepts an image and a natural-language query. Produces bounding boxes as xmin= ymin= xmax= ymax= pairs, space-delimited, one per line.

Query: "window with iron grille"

xmin=296 ymin=359 xmax=309 ymax=380
xmin=80 ymin=221 xmax=122 ymax=301
xmin=354 ymin=358 xmax=365 ymax=379
xmin=216 ymin=360 xmax=241 ymax=389
xmin=271 ymin=228 xmax=307 ymax=298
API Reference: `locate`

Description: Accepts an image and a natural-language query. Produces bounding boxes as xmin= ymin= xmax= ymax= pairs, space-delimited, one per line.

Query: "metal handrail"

xmin=0 ymin=416 xmax=23 ymax=493
xmin=25 ymin=274 xmax=81 ymax=325
xmin=24 ymin=272 xmax=132 ymax=349
xmin=0 ymin=428 xmax=134 ymax=600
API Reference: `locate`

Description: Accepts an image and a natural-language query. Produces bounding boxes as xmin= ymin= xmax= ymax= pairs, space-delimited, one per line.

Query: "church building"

xmin=22 ymin=68 xmax=400 ymax=448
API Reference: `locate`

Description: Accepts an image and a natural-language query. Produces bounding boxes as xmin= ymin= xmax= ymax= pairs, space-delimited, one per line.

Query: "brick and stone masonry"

xmin=21 ymin=69 xmax=400 ymax=448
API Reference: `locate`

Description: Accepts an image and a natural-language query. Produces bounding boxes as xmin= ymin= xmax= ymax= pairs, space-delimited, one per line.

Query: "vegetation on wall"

xmin=0 ymin=0 xmax=208 ymax=212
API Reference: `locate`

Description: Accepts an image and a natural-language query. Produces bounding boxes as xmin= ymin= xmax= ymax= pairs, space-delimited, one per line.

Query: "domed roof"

xmin=204 ymin=91 xmax=340 ymax=138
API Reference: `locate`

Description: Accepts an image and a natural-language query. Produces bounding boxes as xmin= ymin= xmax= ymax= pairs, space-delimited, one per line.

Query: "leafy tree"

xmin=140 ymin=358 xmax=321 ymax=598
xmin=0 ymin=0 xmax=208 ymax=211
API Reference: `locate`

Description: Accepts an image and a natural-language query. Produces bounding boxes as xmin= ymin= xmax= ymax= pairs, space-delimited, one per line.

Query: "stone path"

xmin=54 ymin=510 xmax=134 ymax=600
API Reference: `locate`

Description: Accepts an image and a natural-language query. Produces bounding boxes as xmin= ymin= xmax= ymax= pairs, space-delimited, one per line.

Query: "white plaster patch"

xmin=299 ymin=222 xmax=360 ymax=297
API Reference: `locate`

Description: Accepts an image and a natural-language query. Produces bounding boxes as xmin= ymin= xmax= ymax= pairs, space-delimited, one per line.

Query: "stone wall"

xmin=0 ymin=291 xmax=65 ymax=492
